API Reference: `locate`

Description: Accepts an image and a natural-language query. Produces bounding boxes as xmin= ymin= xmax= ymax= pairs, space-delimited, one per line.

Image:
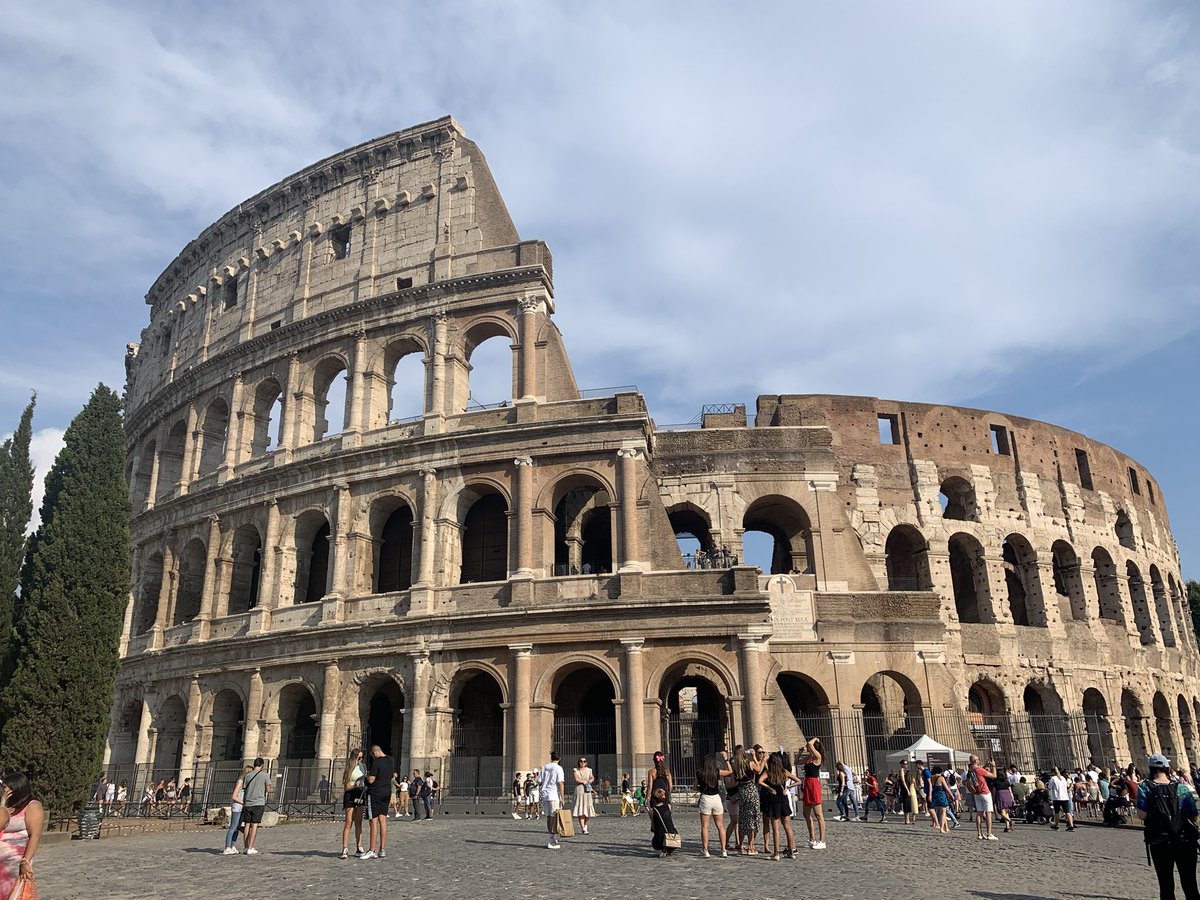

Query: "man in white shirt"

xmin=1047 ymin=767 xmax=1076 ymax=831
xmin=539 ymin=750 xmax=566 ymax=849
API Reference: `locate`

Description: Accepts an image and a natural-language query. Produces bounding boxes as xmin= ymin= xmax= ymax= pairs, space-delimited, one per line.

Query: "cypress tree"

xmin=0 ymin=394 xmax=35 ymax=680
xmin=0 ymin=386 xmax=129 ymax=816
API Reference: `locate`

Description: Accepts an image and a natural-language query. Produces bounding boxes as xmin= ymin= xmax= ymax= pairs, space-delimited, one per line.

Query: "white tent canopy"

xmin=885 ymin=734 xmax=973 ymax=766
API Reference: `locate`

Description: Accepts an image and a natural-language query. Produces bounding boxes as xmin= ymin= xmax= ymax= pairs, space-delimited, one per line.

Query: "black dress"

xmin=650 ymin=799 xmax=677 ymax=854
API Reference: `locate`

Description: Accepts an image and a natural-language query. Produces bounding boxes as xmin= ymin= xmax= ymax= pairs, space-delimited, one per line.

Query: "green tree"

xmin=0 ymin=386 xmax=129 ymax=816
xmin=0 ymin=394 xmax=35 ymax=680
xmin=1189 ymin=579 xmax=1200 ymax=641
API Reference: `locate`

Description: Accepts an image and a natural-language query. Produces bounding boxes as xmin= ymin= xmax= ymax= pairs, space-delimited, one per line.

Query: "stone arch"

xmin=276 ymin=681 xmax=321 ymax=762
xmin=196 ymin=396 xmax=230 ymax=477
xmin=1023 ymin=681 xmax=1069 ymax=770
xmin=1149 ymin=566 xmax=1175 ymax=648
xmin=741 ymin=494 xmax=814 ymax=575
xmin=1121 ymin=688 xmax=1148 ymax=764
xmin=658 ymin=658 xmax=731 ymax=786
xmin=156 ymin=419 xmax=187 ymax=500
xmin=1127 ymin=561 xmax=1155 ymax=645
xmin=379 ymin=334 xmax=427 ymax=426
xmin=359 ymin=672 xmax=406 ymax=758
xmin=458 ymin=484 xmax=509 ymax=584
xmin=1002 ymin=533 xmax=1044 ymax=626
xmin=462 ymin=318 xmax=516 ymax=409
xmin=939 ymin=475 xmax=977 ymax=521
xmin=227 ymin=524 xmax=262 ymax=615
xmin=293 ymin=509 xmax=331 ymax=603
xmin=535 ymin=655 xmax=623 ymax=707
xmin=1153 ymin=691 xmax=1175 ymax=760
xmin=134 ymin=550 xmax=163 ymax=634
xmin=860 ymin=671 xmax=926 ymax=774
xmin=968 ymin=678 xmax=1009 ymax=718
xmin=370 ymin=494 xmax=416 ymax=593
xmin=549 ymin=661 xmax=618 ymax=766
xmin=948 ymin=532 xmax=989 ymax=624
xmin=247 ymin=377 xmax=283 ymax=457
xmin=545 ymin=472 xmax=614 ymax=576
xmin=1092 ymin=547 xmax=1124 ymax=624
xmin=667 ymin=502 xmax=716 ymax=566
xmin=173 ymin=537 xmax=207 ymax=625
xmin=152 ymin=694 xmax=187 ymax=774
xmin=1082 ymin=688 xmax=1115 ymax=767
xmin=132 ymin=438 xmax=156 ymax=510
xmin=310 ymin=354 xmax=350 ymax=442
xmin=1115 ymin=509 xmax=1136 ymax=550
xmin=210 ymin=688 xmax=245 ymax=762
xmin=1178 ymin=695 xmax=1197 ymax=770
xmin=884 ymin=524 xmax=932 ymax=591
xmin=777 ymin=672 xmax=832 ymax=754
xmin=967 ymin=679 xmax=1016 ymax=766
xmin=109 ymin=697 xmax=143 ymax=766
xmin=449 ymin=668 xmax=506 ymax=760
xmin=1051 ymin=540 xmax=1087 ymax=621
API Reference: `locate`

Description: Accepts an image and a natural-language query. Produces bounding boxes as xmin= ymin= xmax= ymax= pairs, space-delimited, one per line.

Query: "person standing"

xmin=800 ymin=738 xmax=826 ymax=850
xmin=967 ymin=754 xmax=997 ymax=841
xmin=223 ymin=764 xmax=253 ymax=855
xmin=524 ymin=772 xmax=539 ymax=819
xmin=929 ymin=766 xmax=951 ymax=833
xmin=539 ymin=750 xmax=566 ymax=850
xmin=1138 ymin=753 xmax=1200 ymax=900
xmin=860 ymin=769 xmax=885 ymax=822
xmin=649 ymin=788 xmax=677 ymax=858
xmin=1047 ymin=766 xmax=1076 ymax=832
xmin=898 ymin=760 xmax=916 ymax=825
xmin=646 ymin=752 xmax=673 ymax=801
xmin=116 ymin=781 xmax=128 ymax=816
xmin=339 ymin=749 xmax=366 ymax=860
xmin=397 ymin=773 xmax=409 ymax=818
xmin=695 ymin=752 xmax=732 ymax=858
xmin=409 ymin=769 xmax=423 ymax=819
xmin=241 ymin=758 xmax=269 ymax=855
xmin=422 ymin=771 xmax=439 ymax=819
xmin=620 ymin=773 xmax=635 ymax=817
xmin=572 ymin=757 xmax=596 ymax=834
xmin=730 ymin=745 xmax=762 ymax=855
xmin=758 ymin=752 xmax=799 ymax=860
xmin=0 ymin=773 xmax=44 ymax=897
xmin=178 ymin=778 xmax=192 ymax=815
xmin=362 ymin=744 xmax=395 ymax=859
xmin=104 ymin=778 xmax=117 ymax=816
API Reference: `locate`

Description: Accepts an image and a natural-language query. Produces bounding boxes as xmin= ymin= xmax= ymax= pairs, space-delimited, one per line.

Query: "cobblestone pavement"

xmin=34 ymin=808 xmax=1172 ymax=899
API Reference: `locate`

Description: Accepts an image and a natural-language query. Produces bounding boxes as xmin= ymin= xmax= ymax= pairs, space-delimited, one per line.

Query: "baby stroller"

xmin=1102 ymin=792 xmax=1130 ymax=827
xmin=1024 ymin=787 xmax=1052 ymax=824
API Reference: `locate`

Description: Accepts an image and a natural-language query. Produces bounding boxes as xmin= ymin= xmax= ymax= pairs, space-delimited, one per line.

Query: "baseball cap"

xmin=1149 ymin=753 xmax=1171 ymax=769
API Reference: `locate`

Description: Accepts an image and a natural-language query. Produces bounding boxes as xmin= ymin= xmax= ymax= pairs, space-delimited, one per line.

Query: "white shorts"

xmin=973 ymin=792 xmax=994 ymax=813
xmin=541 ymin=797 xmax=560 ymax=816
xmin=698 ymin=794 xmax=724 ymax=816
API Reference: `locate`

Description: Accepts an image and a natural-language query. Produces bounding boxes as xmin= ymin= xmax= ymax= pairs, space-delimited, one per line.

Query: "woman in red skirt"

xmin=800 ymin=738 xmax=826 ymax=849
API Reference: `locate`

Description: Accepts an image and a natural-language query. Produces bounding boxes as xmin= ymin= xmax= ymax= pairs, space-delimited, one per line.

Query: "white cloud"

xmin=27 ymin=428 xmax=66 ymax=534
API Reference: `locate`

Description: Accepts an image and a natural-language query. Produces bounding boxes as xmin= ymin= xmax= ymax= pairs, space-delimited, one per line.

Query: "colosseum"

xmin=106 ymin=116 xmax=1198 ymax=805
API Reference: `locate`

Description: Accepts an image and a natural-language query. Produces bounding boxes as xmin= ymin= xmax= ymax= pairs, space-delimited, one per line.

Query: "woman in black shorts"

xmin=339 ymin=748 xmax=366 ymax=859
xmin=758 ymin=752 xmax=800 ymax=860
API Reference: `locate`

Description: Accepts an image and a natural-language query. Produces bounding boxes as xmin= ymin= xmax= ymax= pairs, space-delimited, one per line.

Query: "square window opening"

xmin=396 ymin=276 xmax=413 ymax=291
xmin=1147 ymin=481 xmax=1155 ymax=505
xmin=989 ymin=424 xmax=1010 ymax=456
xmin=1129 ymin=467 xmax=1141 ymax=495
xmin=270 ymin=320 xmax=282 ymax=331
xmin=222 ymin=275 xmax=238 ymax=310
xmin=1075 ymin=448 xmax=1094 ymax=491
xmin=877 ymin=413 xmax=900 ymax=445
xmin=330 ymin=224 xmax=352 ymax=260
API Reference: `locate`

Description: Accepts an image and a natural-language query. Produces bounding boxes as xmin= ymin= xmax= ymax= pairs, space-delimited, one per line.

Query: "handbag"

xmin=653 ymin=807 xmax=681 ymax=849
xmin=9 ymin=870 xmax=38 ymax=900
xmin=555 ymin=808 xmax=575 ymax=837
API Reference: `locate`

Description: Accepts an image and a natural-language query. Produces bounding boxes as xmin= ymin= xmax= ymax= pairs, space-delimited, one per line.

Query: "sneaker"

xmin=807 ymin=839 xmax=814 ymax=849
xmin=356 ymin=847 xmax=365 ymax=857
xmin=812 ymin=841 xmax=826 ymax=850
xmin=512 ymin=812 xmax=521 ymax=820
xmin=702 ymin=849 xmax=710 ymax=858
xmin=1065 ymin=826 xmax=1076 ymax=832
xmin=359 ymin=850 xmax=377 ymax=860
xmin=721 ymin=849 xmax=728 ymax=858
xmin=378 ymin=849 xmax=387 ymax=858
xmin=581 ymin=827 xmax=588 ymax=835
xmin=245 ymin=847 xmax=259 ymax=855
xmin=985 ymin=834 xmax=998 ymax=841
xmin=222 ymin=846 xmax=238 ymax=855
xmin=339 ymin=849 xmax=348 ymax=860
xmin=547 ymin=841 xmax=560 ymax=850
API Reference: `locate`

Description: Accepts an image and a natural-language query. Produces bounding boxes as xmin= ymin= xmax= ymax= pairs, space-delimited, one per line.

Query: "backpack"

xmin=1143 ymin=782 xmax=1186 ymax=851
xmin=966 ymin=768 xmax=980 ymax=794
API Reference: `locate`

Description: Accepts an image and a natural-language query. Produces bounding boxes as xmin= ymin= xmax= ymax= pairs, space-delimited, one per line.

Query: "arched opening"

xmin=777 ymin=673 xmax=832 ymax=757
xmin=1178 ymin=696 xmax=1196 ymax=771
xmin=668 ymin=503 xmax=716 ymax=569
xmin=660 ymin=664 xmax=729 ymax=789
xmin=1153 ymin=692 xmax=1175 ymax=760
xmin=449 ymin=671 xmax=505 ymax=797
xmin=861 ymin=672 xmax=924 ymax=775
xmin=373 ymin=500 xmax=415 ymax=593
xmin=156 ymin=420 xmax=187 ymax=500
xmin=948 ymin=532 xmax=988 ymax=624
xmin=464 ymin=332 xmax=513 ymax=409
xmin=460 ymin=490 xmax=508 ymax=584
xmin=278 ymin=684 xmax=319 ymax=763
xmin=132 ymin=440 xmax=156 ymax=510
xmin=1082 ymin=688 xmax=1115 ymax=767
xmin=210 ymin=690 xmax=245 ymax=762
xmin=1127 ymin=561 xmax=1155 ymax=645
xmin=153 ymin=696 xmax=186 ymax=777
xmin=1092 ymin=548 xmax=1124 ymax=624
xmin=1002 ymin=534 xmax=1043 ymax=626
xmin=1052 ymin=540 xmax=1087 ymax=621
xmin=134 ymin=552 xmax=163 ymax=634
xmin=884 ymin=525 xmax=932 ymax=591
xmin=196 ymin=397 xmax=230 ymax=476
xmin=1149 ymin=566 xmax=1175 ymax=648
xmin=109 ymin=700 xmax=142 ymax=766
xmin=294 ymin=512 xmax=331 ymax=603
xmin=1115 ymin=509 xmax=1135 ymax=550
xmin=551 ymin=667 xmax=617 ymax=776
xmin=1169 ymin=575 xmax=1189 ymax=648
xmin=741 ymin=495 xmax=813 ymax=575
xmin=312 ymin=357 xmax=349 ymax=442
xmin=248 ymin=379 xmax=283 ymax=457
xmin=552 ymin=479 xmax=613 ymax=576
xmin=386 ymin=339 xmax=426 ymax=423
xmin=360 ymin=677 xmax=405 ymax=760
xmin=939 ymin=476 xmax=976 ymax=521
xmin=173 ymin=538 xmax=207 ymax=625
xmin=1023 ymin=684 xmax=1069 ymax=771
xmin=1121 ymin=689 xmax=1148 ymax=765
xmin=227 ymin=525 xmax=262 ymax=615
xmin=966 ymin=681 xmax=1017 ymax=768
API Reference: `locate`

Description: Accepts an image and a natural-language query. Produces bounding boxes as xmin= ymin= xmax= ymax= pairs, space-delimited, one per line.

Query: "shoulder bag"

xmin=653 ymin=807 xmax=681 ymax=849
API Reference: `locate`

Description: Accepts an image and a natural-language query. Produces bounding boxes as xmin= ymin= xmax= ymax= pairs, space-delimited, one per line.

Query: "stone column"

xmin=407 ymin=650 xmax=432 ymax=772
xmin=426 ymin=312 xmax=448 ymax=427
xmin=518 ymin=297 xmax=541 ymax=400
xmin=120 ymin=546 xmax=141 ymax=656
xmin=251 ymin=500 xmax=281 ymax=635
xmin=179 ymin=404 xmax=200 ymax=494
xmin=195 ymin=515 xmax=222 ymax=641
xmin=178 ymin=676 xmax=202 ymax=776
xmin=621 ymin=639 xmax=646 ymax=774
xmin=221 ymin=372 xmax=244 ymax=477
xmin=243 ymin=669 xmax=264 ymax=762
xmin=616 ymin=447 xmax=644 ymax=572
xmin=278 ymin=349 xmax=301 ymax=456
xmin=151 ymin=538 xmax=177 ymax=648
xmin=415 ymin=467 xmax=439 ymax=587
xmin=513 ymin=457 xmax=534 ymax=578
xmin=317 ymin=661 xmax=340 ymax=762
xmin=739 ymin=634 xmax=769 ymax=745
xmin=145 ymin=434 xmax=162 ymax=511
xmin=345 ymin=328 xmax=368 ymax=443
xmin=134 ymin=698 xmax=154 ymax=766
xmin=327 ymin=483 xmax=353 ymax=617
xmin=509 ymin=644 xmax=533 ymax=775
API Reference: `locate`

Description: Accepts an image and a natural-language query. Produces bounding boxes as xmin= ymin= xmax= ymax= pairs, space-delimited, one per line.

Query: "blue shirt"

xmin=1136 ymin=780 xmax=1198 ymax=818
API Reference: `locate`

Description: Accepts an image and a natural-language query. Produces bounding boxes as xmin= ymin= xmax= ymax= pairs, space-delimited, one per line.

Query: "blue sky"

xmin=1 ymin=1 xmax=1198 ymax=574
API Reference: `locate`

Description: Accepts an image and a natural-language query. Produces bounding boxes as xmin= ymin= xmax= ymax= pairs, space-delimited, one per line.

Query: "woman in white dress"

xmin=572 ymin=757 xmax=596 ymax=834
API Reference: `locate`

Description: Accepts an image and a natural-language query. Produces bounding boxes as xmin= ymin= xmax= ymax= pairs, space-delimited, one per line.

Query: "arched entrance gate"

xmin=659 ymin=662 xmax=729 ymax=790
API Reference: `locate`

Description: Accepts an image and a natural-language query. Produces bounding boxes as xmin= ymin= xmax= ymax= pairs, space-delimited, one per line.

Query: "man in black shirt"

xmin=362 ymin=745 xmax=395 ymax=859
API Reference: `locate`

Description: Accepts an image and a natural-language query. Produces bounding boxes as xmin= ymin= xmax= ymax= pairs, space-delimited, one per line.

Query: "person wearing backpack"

xmin=1137 ymin=753 xmax=1200 ymax=900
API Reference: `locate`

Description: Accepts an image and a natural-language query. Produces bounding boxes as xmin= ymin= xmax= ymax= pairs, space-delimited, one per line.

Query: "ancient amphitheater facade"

xmin=107 ymin=117 xmax=1198 ymax=801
